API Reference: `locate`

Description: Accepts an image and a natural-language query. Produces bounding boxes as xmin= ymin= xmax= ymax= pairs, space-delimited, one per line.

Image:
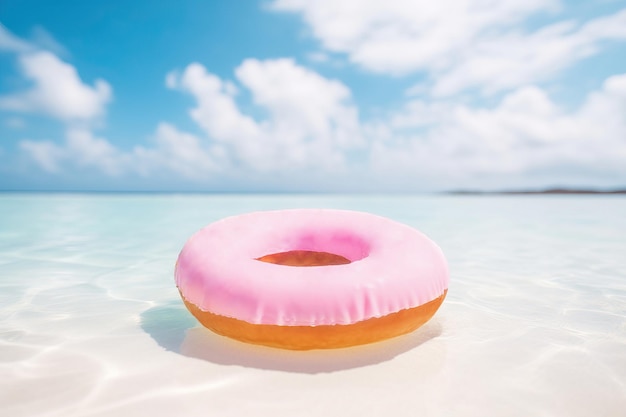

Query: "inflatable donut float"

xmin=175 ymin=209 xmax=448 ymax=350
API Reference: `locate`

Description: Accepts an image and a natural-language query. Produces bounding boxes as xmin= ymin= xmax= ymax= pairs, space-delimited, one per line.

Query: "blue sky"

xmin=1 ymin=0 xmax=625 ymax=192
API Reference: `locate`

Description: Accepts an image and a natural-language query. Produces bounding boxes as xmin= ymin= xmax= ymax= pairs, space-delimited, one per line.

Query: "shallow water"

xmin=1 ymin=193 xmax=625 ymax=417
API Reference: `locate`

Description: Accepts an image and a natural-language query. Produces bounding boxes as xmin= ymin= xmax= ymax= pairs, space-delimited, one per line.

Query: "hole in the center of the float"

xmin=255 ymin=230 xmax=370 ymax=267
xmin=256 ymin=250 xmax=352 ymax=267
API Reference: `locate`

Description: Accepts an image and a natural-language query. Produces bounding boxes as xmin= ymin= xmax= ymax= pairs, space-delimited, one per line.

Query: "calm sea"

xmin=1 ymin=193 xmax=625 ymax=416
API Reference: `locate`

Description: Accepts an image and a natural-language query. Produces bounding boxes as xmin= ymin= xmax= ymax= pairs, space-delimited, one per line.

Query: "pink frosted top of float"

xmin=175 ymin=209 xmax=449 ymax=326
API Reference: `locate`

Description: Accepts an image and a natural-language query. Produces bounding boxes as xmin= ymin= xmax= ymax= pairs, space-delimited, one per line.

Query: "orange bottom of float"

xmin=181 ymin=289 xmax=447 ymax=350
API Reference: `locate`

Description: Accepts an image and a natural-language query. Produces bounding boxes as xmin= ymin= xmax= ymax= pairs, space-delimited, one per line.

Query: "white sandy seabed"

xmin=0 ymin=193 xmax=625 ymax=417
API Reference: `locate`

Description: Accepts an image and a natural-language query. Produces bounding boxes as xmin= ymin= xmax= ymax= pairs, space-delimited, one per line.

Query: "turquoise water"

xmin=1 ymin=193 xmax=625 ymax=416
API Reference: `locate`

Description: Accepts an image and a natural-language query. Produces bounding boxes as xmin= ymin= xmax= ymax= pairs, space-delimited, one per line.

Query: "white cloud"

xmin=65 ymin=128 xmax=125 ymax=175
xmin=132 ymin=123 xmax=224 ymax=179
xmin=167 ymin=58 xmax=362 ymax=172
xmin=432 ymin=10 xmax=626 ymax=96
xmin=19 ymin=123 xmax=228 ymax=180
xmin=30 ymin=25 xmax=69 ymax=57
xmin=21 ymin=58 xmax=365 ymax=181
xmin=167 ymin=62 xmax=260 ymax=144
xmin=0 ymin=23 xmax=33 ymax=53
xmin=0 ymin=23 xmax=68 ymax=55
xmin=161 ymin=60 xmax=626 ymax=189
xmin=1 ymin=25 xmax=133 ymax=183
xmin=0 ymin=51 xmax=112 ymax=123
xmin=7 ymin=22 xmax=623 ymax=192
xmin=236 ymin=58 xmax=361 ymax=148
xmin=20 ymin=128 xmax=125 ymax=175
xmin=368 ymin=73 xmax=626 ymax=189
xmin=18 ymin=61 xmax=626 ymax=190
xmin=2 ymin=25 xmax=123 ymax=178
xmin=306 ymin=51 xmax=330 ymax=63
xmin=19 ymin=140 xmax=65 ymax=173
xmin=271 ymin=1 xmax=626 ymax=96
xmin=271 ymin=0 xmax=559 ymax=71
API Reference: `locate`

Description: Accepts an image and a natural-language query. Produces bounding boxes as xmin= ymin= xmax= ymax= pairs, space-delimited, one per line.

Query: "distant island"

xmin=448 ymin=188 xmax=626 ymax=195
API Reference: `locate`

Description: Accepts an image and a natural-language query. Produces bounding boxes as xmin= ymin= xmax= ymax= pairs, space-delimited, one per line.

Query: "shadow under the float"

xmin=141 ymin=300 xmax=444 ymax=374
